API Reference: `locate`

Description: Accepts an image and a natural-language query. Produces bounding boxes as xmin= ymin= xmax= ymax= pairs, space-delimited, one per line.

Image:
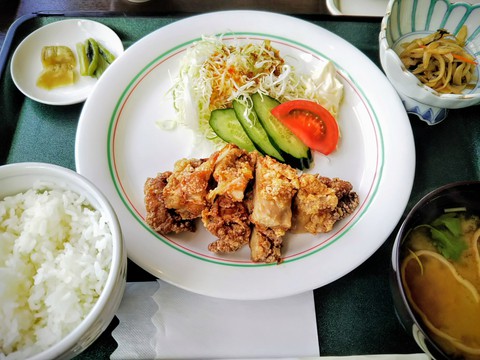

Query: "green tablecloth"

xmin=1 ymin=13 xmax=479 ymax=358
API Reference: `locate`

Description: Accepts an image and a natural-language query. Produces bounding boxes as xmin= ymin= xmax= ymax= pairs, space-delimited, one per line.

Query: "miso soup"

xmin=401 ymin=211 xmax=480 ymax=360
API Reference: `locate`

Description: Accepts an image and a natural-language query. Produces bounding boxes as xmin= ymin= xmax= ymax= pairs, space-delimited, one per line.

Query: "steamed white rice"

xmin=0 ymin=182 xmax=112 ymax=359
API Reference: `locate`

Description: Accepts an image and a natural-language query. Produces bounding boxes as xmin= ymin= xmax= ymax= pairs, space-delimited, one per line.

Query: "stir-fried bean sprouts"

xmin=399 ymin=26 xmax=477 ymax=94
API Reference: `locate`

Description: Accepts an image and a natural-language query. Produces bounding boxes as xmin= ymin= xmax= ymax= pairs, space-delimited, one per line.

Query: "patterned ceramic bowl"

xmin=379 ymin=0 xmax=480 ymax=125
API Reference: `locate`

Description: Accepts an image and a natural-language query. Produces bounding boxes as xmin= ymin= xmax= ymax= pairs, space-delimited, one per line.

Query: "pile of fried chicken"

xmin=144 ymin=144 xmax=359 ymax=263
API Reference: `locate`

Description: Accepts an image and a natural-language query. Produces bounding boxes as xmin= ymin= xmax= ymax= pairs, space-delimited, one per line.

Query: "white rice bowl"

xmin=0 ymin=163 xmax=125 ymax=360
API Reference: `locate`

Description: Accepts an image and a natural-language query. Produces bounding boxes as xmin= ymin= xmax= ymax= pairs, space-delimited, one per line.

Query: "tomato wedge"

xmin=271 ymin=100 xmax=339 ymax=155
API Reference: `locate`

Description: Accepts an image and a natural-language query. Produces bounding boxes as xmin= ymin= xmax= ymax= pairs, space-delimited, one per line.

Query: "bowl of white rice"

xmin=0 ymin=162 xmax=126 ymax=360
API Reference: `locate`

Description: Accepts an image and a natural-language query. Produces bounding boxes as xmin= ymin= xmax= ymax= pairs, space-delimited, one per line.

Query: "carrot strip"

xmin=452 ymin=53 xmax=477 ymax=65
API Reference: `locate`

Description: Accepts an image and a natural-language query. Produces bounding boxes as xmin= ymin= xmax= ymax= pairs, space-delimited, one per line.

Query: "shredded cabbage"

xmin=170 ymin=35 xmax=343 ymax=145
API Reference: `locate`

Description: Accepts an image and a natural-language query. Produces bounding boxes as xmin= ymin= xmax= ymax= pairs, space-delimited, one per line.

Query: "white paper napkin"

xmin=111 ymin=280 xmax=319 ymax=359
xmin=110 ymin=282 xmax=158 ymax=359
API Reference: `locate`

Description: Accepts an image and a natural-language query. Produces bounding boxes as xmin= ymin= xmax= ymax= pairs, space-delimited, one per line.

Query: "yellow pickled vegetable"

xmin=37 ymin=64 xmax=76 ymax=90
xmin=37 ymin=45 xmax=77 ymax=90
xmin=41 ymin=46 xmax=76 ymax=67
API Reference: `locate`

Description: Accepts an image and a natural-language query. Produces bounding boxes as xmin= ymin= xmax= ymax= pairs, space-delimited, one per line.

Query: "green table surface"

xmin=1 ymin=13 xmax=479 ymax=359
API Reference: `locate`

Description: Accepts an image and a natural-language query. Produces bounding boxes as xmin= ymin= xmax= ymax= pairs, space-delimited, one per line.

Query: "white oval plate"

xmin=76 ymin=11 xmax=415 ymax=300
xmin=10 ymin=19 xmax=124 ymax=105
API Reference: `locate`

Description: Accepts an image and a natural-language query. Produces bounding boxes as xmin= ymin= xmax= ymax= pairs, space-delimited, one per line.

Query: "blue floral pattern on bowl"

xmin=399 ymin=92 xmax=449 ymax=125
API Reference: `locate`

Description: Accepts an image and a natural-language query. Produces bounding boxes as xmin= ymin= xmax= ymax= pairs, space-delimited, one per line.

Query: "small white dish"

xmin=327 ymin=0 xmax=388 ymax=16
xmin=10 ymin=19 xmax=124 ymax=106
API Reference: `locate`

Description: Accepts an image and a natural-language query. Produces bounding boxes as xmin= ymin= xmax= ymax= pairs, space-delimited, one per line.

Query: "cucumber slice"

xmin=233 ymin=99 xmax=284 ymax=162
xmin=209 ymin=108 xmax=257 ymax=152
xmin=252 ymin=93 xmax=312 ymax=169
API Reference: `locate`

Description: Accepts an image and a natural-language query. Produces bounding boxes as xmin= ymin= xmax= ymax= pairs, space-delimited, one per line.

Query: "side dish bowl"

xmin=0 ymin=162 xmax=126 ymax=360
xmin=391 ymin=181 xmax=480 ymax=360
xmin=379 ymin=0 xmax=480 ymax=125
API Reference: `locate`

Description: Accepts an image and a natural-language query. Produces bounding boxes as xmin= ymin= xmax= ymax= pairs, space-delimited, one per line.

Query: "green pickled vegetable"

xmin=98 ymin=43 xmax=116 ymax=64
xmin=86 ymin=38 xmax=99 ymax=77
xmin=76 ymin=42 xmax=89 ymax=76
xmin=94 ymin=53 xmax=108 ymax=78
xmin=75 ymin=38 xmax=117 ymax=79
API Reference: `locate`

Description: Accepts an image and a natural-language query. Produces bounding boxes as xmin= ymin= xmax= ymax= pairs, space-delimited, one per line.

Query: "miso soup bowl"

xmin=390 ymin=181 xmax=480 ymax=360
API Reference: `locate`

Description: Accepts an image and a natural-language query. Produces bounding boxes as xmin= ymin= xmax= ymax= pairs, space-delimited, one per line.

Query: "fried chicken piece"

xmin=291 ymin=174 xmax=338 ymax=234
xmin=318 ymin=176 xmax=360 ymax=222
xmin=201 ymin=145 xmax=256 ymax=253
xmin=249 ymin=155 xmax=299 ymax=263
xmin=203 ymin=195 xmax=251 ymax=253
xmin=162 ymin=155 xmax=217 ymax=220
xmin=207 ymin=144 xmax=257 ymax=202
xmin=250 ymin=155 xmax=299 ymax=235
xmin=250 ymin=226 xmax=283 ymax=263
xmin=318 ymin=176 xmax=353 ymax=199
xmin=144 ymin=172 xmax=196 ymax=234
xmin=334 ymin=190 xmax=360 ymax=222
xmin=291 ymin=174 xmax=359 ymax=234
